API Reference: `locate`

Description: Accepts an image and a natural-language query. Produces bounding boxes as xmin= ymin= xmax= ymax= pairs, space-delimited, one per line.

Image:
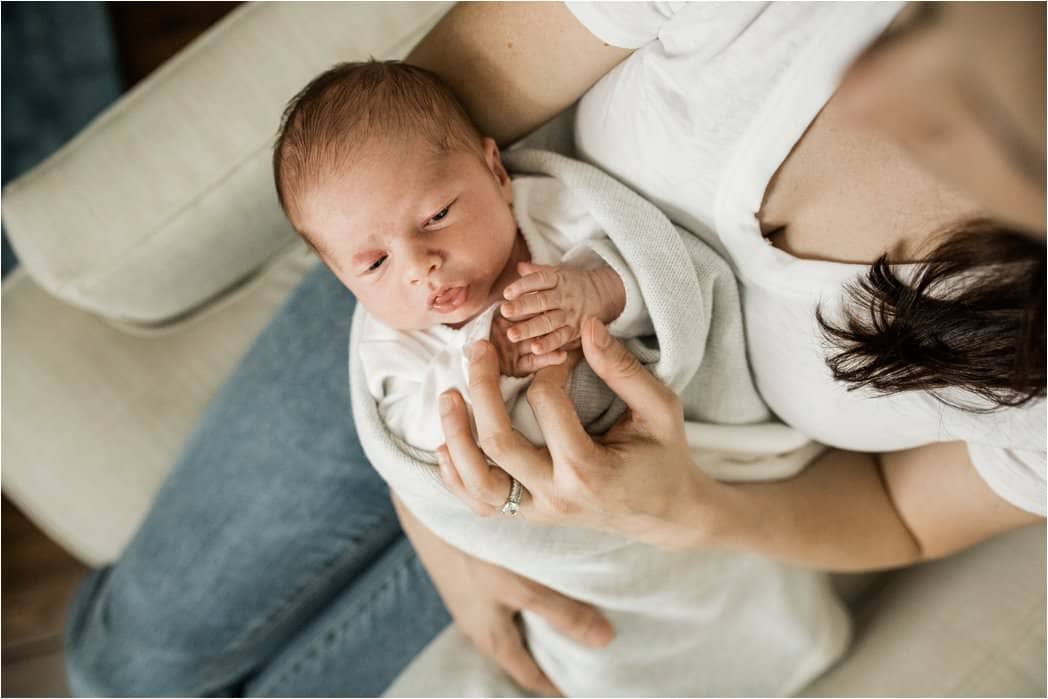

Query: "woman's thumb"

xmin=581 ymin=318 xmax=675 ymax=421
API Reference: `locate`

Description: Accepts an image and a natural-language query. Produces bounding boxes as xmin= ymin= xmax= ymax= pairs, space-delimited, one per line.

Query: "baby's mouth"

xmin=428 ymin=284 xmax=470 ymax=314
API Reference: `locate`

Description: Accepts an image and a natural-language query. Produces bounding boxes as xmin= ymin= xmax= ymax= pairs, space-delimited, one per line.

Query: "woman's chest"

xmin=738 ymin=281 xmax=1030 ymax=452
xmin=757 ymin=94 xmax=982 ymax=264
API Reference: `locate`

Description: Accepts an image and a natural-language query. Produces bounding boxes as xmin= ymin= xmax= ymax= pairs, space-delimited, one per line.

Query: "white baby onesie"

xmin=357 ymin=175 xmax=652 ymax=451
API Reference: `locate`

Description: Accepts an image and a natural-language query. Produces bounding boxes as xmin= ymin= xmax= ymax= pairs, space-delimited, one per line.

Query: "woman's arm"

xmin=406 ymin=2 xmax=631 ymax=146
xmin=436 ymin=319 xmax=1043 ymax=572
xmin=391 ymin=493 xmax=614 ymax=695
xmin=703 ymin=441 xmax=1041 ymax=570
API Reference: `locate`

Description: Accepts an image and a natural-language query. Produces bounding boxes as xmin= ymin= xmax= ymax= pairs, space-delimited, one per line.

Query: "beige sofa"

xmin=2 ymin=3 xmax=1044 ymax=696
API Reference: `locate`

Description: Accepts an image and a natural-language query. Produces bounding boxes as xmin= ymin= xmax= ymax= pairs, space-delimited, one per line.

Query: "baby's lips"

xmin=429 ymin=284 xmax=470 ymax=313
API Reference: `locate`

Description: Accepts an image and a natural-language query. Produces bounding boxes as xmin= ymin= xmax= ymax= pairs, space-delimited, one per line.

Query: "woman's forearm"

xmin=690 ymin=448 xmax=923 ymax=572
xmin=391 ymin=492 xmax=457 ymax=570
xmin=681 ymin=441 xmax=1040 ymax=572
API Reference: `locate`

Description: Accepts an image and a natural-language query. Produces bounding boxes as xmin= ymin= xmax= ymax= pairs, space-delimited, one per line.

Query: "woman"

xmin=407 ymin=1 xmax=1044 ymax=690
xmin=66 ymin=2 xmax=1044 ymax=696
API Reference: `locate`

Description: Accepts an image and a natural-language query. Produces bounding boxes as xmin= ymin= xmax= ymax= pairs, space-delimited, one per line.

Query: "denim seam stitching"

xmin=254 ymin=542 xmax=417 ymax=694
xmin=190 ymin=516 xmax=396 ymax=694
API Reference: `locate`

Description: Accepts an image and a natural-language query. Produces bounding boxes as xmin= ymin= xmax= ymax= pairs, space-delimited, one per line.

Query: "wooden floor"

xmin=1 ymin=498 xmax=87 ymax=696
xmin=2 ymin=4 xmax=238 ymax=695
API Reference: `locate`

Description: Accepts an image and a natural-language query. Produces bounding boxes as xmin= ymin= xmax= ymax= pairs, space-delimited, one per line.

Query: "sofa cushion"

xmin=0 ymin=2 xmax=452 ymax=325
xmin=0 ymin=243 xmax=318 ymax=565
xmin=806 ymin=523 xmax=1046 ymax=696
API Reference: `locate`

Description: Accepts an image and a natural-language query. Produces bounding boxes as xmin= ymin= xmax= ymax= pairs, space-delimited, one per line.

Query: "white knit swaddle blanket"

xmin=349 ymin=150 xmax=849 ymax=697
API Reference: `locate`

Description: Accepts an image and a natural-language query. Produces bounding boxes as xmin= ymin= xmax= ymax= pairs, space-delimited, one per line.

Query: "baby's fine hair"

xmin=273 ymin=59 xmax=482 ymax=225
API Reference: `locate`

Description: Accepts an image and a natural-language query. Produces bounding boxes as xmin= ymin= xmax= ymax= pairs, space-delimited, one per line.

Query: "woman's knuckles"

xmin=597 ymin=340 xmax=645 ymax=378
xmin=655 ymin=390 xmax=685 ymax=433
xmin=478 ymin=429 xmax=519 ymax=460
xmin=544 ymin=490 xmax=576 ymax=517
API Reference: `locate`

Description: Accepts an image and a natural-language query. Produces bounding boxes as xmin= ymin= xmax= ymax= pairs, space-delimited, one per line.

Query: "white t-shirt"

xmin=358 ymin=176 xmax=651 ymax=452
xmin=566 ymin=1 xmax=1046 ymax=515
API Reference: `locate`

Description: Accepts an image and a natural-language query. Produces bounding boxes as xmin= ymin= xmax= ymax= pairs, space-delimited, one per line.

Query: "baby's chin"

xmin=377 ymin=303 xmax=483 ymax=332
xmin=437 ymin=299 xmax=489 ymax=330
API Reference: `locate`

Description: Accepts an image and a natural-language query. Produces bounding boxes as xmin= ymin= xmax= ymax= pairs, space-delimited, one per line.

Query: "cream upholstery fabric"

xmin=1 ymin=243 xmax=318 ymax=566
xmin=809 ymin=523 xmax=1047 ymax=697
xmin=1 ymin=2 xmax=452 ymax=324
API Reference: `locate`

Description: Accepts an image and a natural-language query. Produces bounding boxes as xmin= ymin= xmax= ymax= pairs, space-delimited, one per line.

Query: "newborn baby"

xmin=273 ymin=59 xmax=651 ymax=451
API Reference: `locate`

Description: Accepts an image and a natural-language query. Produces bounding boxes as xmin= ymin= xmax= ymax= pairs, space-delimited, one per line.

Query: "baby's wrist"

xmin=590 ymin=265 xmax=626 ymax=324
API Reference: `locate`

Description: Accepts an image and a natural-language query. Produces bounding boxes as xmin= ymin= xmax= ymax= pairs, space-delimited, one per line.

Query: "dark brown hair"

xmin=272 ymin=60 xmax=482 ymax=227
xmin=818 ymin=219 xmax=1046 ymax=410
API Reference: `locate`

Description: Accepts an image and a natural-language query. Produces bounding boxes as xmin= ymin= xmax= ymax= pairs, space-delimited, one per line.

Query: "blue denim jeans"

xmin=64 ymin=263 xmax=451 ymax=697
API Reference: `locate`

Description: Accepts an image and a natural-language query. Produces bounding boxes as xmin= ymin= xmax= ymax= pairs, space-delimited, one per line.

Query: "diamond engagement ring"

xmin=501 ymin=478 xmax=524 ymax=515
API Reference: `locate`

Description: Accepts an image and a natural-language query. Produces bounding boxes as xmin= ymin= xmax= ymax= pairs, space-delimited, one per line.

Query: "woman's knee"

xmin=65 ymin=566 xmax=245 ymax=696
xmin=64 ymin=517 xmax=404 ymax=697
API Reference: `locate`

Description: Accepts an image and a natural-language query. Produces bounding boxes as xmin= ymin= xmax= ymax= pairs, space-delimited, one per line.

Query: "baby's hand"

xmin=489 ymin=313 xmax=570 ymax=377
xmin=500 ymin=261 xmax=625 ymax=357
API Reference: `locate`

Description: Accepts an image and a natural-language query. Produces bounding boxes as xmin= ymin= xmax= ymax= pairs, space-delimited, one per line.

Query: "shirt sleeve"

xmin=564 ymin=1 xmax=681 ymax=49
xmin=966 ymin=443 xmax=1047 ymax=516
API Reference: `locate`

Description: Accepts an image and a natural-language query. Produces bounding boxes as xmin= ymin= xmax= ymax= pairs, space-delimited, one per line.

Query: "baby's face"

xmin=298 ymin=136 xmax=520 ymax=330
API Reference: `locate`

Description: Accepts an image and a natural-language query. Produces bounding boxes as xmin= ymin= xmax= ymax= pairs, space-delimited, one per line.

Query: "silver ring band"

xmin=501 ymin=478 xmax=524 ymax=515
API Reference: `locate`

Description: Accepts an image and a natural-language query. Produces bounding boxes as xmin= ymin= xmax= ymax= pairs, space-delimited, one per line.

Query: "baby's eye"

xmin=428 ymin=204 xmax=452 ymax=224
xmin=367 ymin=255 xmax=387 ymax=272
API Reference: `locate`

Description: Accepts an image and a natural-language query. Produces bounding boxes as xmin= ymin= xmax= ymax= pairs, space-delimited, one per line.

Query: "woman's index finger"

xmin=466 ymin=340 xmax=515 ymax=439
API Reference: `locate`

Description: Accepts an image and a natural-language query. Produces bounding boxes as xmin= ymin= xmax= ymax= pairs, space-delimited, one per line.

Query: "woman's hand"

xmin=437 ymin=317 xmax=723 ymax=550
xmin=392 ymin=496 xmax=614 ymax=696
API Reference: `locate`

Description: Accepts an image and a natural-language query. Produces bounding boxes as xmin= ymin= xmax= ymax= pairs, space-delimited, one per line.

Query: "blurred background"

xmin=2 ymin=3 xmax=235 ymax=694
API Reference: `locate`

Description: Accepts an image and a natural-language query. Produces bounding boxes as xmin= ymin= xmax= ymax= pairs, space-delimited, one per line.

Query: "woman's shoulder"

xmin=937 ymin=393 xmax=1045 ymax=452
xmin=940 ymin=396 xmax=1045 ymax=515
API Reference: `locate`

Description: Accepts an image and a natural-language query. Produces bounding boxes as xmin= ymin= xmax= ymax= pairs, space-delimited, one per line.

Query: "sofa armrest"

xmin=805 ymin=523 xmax=1046 ymax=696
xmin=0 ymin=2 xmax=452 ymax=325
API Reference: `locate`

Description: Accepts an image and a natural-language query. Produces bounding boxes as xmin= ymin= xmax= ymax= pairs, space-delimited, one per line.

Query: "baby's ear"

xmin=482 ymin=136 xmax=514 ymax=204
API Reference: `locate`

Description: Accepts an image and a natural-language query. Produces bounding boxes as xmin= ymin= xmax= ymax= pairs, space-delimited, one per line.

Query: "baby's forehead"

xmin=301 ymin=145 xmax=465 ymax=227
xmin=349 ymin=138 xmax=460 ymax=188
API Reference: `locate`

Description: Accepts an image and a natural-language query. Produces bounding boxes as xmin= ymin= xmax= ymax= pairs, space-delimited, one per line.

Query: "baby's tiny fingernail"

xmin=501 ymin=302 xmax=513 ymax=316
xmin=508 ymin=328 xmax=520 ymax=341
xmin=469 ymin=342 xmax=486 ymax=361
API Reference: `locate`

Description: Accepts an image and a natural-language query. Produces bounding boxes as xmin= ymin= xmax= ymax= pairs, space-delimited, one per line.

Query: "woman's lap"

xmin=64 ymin=263 xmax=450 ymax=696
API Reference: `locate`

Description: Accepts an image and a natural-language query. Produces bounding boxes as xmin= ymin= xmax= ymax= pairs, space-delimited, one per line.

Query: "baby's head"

xmin=274 ymin=60 xmax=523 ymax=330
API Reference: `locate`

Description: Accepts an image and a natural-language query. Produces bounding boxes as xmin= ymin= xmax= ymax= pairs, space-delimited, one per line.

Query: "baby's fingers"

xmin=504 ymin=264 xmax=559 ymax=301
xmin=517 ymin=350 xmax=568 ymax=375
xmin=501 ymin=290 xmax=561 ymax=320
xmin=508 ymin=310 xmax=568 ymax=343
xmin=530 ymin=326 xmax=579 ymax=355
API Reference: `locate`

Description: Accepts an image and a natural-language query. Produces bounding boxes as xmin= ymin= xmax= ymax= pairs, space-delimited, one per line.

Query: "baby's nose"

xmin=407 ymin=249 xmax=442 ymax=285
